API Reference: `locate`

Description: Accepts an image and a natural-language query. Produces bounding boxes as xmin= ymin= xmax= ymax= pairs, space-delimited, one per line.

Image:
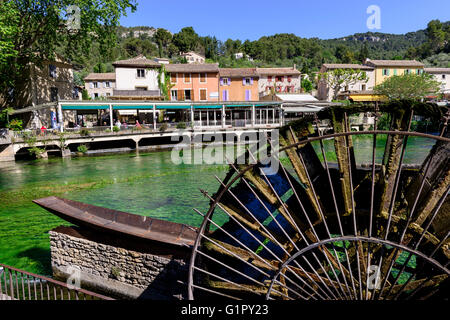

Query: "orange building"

xmin=166 ymin=64 xmax=220 ymax=102
xmin=219 ymin=68 xmax=259 ymax=102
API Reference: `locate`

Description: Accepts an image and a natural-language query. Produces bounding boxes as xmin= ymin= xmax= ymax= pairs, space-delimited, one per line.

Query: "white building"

xmin=180 ymin=52 xmax=206 ymax=64
xmin=256 ymin=67 xmax=302 ymax=97
xmin=317 ymin=64 xmax=375 ymax=101
xmin=112 ymin=55 xmax=162 ymax=98
xmin=84 ymin=73 xmax=116 ymax=99
xmin=425 ymin=68 xmax=450 ymax=98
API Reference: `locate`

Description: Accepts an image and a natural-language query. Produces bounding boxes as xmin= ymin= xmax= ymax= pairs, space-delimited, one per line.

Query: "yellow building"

xmin=364 ymin=59 xmax=425 ymax=86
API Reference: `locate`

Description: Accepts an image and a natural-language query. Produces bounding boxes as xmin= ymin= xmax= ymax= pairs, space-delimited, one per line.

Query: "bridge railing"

xmin=0 ymin=263 xmax=113 ymax=300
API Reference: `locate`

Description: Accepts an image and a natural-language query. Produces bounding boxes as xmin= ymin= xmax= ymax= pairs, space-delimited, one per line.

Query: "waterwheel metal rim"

xmin=188 ymin=106 xmax=450 ymax=301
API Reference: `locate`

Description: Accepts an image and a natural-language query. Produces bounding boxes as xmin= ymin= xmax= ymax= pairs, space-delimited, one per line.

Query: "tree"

xmin=154 ymin=28 xmax=172 ymax=57
xmin=318 ymin=69 xmax=368 ymax=100
xmin=426 ymin=20 xmax=446 ymax=53
xmin=172 ymin=27 xmax=199 ymax=53
xmin=335 ymin=45 xmax=355 ymax=63
xmin=0 ymin=0 xmax=137 ymax=109
xmin=301 ymin=78 xmax=313 ymax=93
xmin=358 ymin=43 xmax=370 ymax=63
xmin=374 ymin=73 xmax=442 ymax=101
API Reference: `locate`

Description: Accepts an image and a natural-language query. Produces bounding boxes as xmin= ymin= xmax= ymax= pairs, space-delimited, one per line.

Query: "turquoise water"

xmin=0 ymin=135 xmax=436 ymax=275
xmin=0 ymin=151 xmax=229 ymax=275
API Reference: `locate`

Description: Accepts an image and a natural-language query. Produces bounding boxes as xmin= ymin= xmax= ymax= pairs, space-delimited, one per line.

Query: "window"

xmin=443 ymin=74 xmax=446 ymax=80
xmin=393 ymin=69 xmax=398 ymax=76
xmin=287 ymin=86 xmax=293 ymax=93
xmin=287 ymin=76 xmax=292 ymax=83
xmin=276 ymin=76 xmax=283 ymax=82
xmin=200 ymin=89 xmax=207 ymax=101
xmin=171 ymin=73 xmax=177 ymax=83
xmin=245 ymin=90 xmax=251 ymax=101
xmin=94 ymin=93 xmax=99 ymax=99
xmin=383 ymin=69 xmax=390 ymax=76
xmin=417 ymin=69 xmax=422 ymax=75
xmin=405 ymin=69 xmax=411 ymax=75
xmin=135 ymin=87 xmax=148 ymax=91
xmin=184 ymin=73 xmax=191 ymax=83
xmin=50 ymin=88 xmax=58 ymax=102
xmin=106 ymin=93 xmax=111 ymax=97
xmin=184 ymin=89 xmax=192 ymax=101
xmin=105 ymin=81 xmax=111 ymax=88
xmin=171 ymin=90 xmax=178 ymax=101
xmin=244 ymin=78 xmax=251 ymax=86
xmin=222 ymin=90 xmax=229 ymax=101
xmin=268 ymin=76 xmax=272 ymax=82
xmin=93 ymin=82 xmax=98 ymax=88
xmin=221 ymin=78 xmax=229 ymax=86
xmin=362 ymin=84 xmax=366 ymax=91
xmin=137 ymin=69 xmax=146 ymax=78
xmin=199 ymin=73 xmax=207 ymax=83
xmin=49 ymin=64 xmax=57 ymax=78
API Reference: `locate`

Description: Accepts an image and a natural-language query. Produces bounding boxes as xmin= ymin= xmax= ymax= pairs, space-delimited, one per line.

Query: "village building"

xmin=0 ymin=54 xmax=77 ymax=129
xmin=84 ymin=73 xmax=116 ymax=99
xmin=364 ymin=59 xmax=425 ymax=85
xmin=112 ymin=55 xmax=162 ymax=100
xmin=166 ymin=63 xmax=220 ymax=102
xmin=219 ymin=68 xmax=259 ymax=101
xmin=256 ymin=67 xmax=302 ymax=97
xmin=425 ymin=68 xmax=450 ymax=98
xmin=179 ymin=52 xmax=206 ymax=64
xmin=317 ymin=64 xmax=375 ymax=102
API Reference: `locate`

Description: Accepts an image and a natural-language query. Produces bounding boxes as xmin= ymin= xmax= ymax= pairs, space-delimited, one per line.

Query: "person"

xmin=136 ymin=120 xmax=142 ymax=129
xmin=40 ymin=125 xmax=47 ymax=135
xmin=115 ymin=120 xmax=121 ymax=129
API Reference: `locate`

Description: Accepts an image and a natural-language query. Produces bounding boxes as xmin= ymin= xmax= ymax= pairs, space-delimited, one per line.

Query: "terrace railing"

xmin=0 ymin=263 xmax=113 ymax=301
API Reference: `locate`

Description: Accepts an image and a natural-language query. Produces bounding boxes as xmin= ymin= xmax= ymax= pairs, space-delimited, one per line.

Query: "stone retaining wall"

xmin=49 ymin=226 xmax=190 ymax=300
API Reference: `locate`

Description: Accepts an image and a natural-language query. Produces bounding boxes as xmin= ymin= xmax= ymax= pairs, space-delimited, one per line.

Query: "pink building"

xmin=165 ymin=64 xmax=220 ymax=102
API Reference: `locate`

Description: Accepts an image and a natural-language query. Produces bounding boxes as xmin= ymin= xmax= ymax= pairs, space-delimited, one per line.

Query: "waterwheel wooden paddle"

xmin=188 ymin=101 xmax=450 ymax=300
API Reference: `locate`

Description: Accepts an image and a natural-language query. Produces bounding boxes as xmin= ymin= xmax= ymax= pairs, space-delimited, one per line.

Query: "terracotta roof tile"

xmin=165 ymin=63 xmax=219 ymax=73
xmin=113 ymin=55 xmax=161 ymax=68
xmin=365 ymin=60 xmax=424 ymax=67
xmin=84 ymin=73 xmax=116 ymax=81
xmin=256 ymin=67 xmax=301 ymax=76
xmin=219 ymin=68 xmax=258 ymax=78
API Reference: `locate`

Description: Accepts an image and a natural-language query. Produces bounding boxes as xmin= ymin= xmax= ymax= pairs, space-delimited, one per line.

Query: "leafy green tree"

xmin=172 ymin=27 xmax=199 ymax=53
xmin=301 ymin=78 xmax=313 ymax=93
xmin=374 ymin=73 xmax=441 ymax=101
xmin=318 ymin=69 xmax=368 ymax=100
xmin=426 ymin=20 xmax=446 ymax=53
xmin=335 ymin=45 xmax=355 ymax=63
xmin=0 ymin=0 xmax=136 ymax=109
xmin=358 ymin=43 xmax=370 ymax=63
xmin=154 ymin=28 xmax=173 ymax=57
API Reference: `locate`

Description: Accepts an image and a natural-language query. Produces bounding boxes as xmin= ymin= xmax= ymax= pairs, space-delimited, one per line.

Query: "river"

xmin=0 ymin=135 xmax=436 ymax=275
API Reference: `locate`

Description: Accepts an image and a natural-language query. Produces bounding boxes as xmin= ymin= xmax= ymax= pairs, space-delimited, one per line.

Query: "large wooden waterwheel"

xmin=188 ymin=101 xmax=449 ymax=300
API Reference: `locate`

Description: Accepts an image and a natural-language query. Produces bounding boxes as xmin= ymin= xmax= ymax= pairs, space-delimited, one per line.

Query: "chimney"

xmin=293 ymin=64 xmax=297 ymax=70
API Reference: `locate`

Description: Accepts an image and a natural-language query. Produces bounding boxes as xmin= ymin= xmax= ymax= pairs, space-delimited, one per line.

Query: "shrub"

xmin=176 ymin=122 xmax=187 ymax=129
xmin=159 ymin=123 xmax=168 ymax=132
xmin=77 ymin=144 xmax=88 ymax=154
xmin=80 ymin=129 xmax=90 ymax=136
xmin=105 ymin=128 xmax=112 ymax=133
xmin=113 ymin=126 xmax=120 ymax=132
xmin=8 ymin=119 xmax=23 ymax=131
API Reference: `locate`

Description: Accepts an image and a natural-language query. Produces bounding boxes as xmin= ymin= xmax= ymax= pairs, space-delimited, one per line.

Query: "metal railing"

xmin=0 ymin=264 xmax=113 ymax=300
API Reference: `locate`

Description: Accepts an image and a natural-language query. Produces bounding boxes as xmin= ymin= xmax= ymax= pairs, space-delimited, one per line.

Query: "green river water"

xmin=0 ymin=135 xmax=436 ymax=276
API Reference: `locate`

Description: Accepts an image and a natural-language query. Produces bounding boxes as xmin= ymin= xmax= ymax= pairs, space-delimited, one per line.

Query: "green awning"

xmin=62 ymin=105 xmax=109 ymax=110
xmin=113 ymin=105 xmax=156 ymax=110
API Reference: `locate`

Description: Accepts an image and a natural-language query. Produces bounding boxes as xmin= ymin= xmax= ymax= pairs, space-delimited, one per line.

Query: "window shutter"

xmin=243 ymin=78 xmax=246 ymax=86
xmin=245 ymin=90 xmax=250 ymax=101
xmin=228 ymin=78 xmax=231 ymax=85
xmin=250 ymin=77 xmax=253 ymax=85
xmin=90 ymin=82 xmax=94 ymax=89
xmin=220 ymin=78 xmax=223 ymax=86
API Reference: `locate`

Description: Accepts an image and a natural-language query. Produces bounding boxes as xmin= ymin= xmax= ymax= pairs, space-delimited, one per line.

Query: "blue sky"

xmin=120 ymin=0 xmax=450 ymax=40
